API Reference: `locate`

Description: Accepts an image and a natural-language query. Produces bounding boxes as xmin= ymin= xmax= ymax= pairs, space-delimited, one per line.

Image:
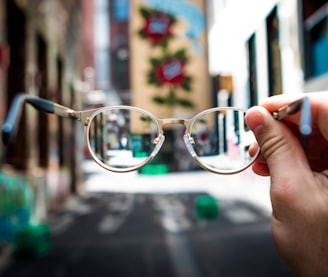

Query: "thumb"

xmin=245 ymin=106 xmax=310 ymax=182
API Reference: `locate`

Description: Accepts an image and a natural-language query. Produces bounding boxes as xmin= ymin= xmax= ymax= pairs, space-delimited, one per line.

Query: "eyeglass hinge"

xmin=68 ymin=111 xmax=81 ymax=121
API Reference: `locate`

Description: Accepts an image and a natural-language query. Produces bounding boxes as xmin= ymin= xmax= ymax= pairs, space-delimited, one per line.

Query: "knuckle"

xmin=259 ymin=133 xmax=286 ymax=161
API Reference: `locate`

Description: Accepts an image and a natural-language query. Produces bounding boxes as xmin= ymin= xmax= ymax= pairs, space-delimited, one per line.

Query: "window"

xmin=304 ymin=2 xmax=328 ymax=78
xmin=112 ymin=47 xmax=130 ymax=90
xmin=114 ymin=0 xmax=129 ymax=21
xmin=5 ymin=0 xmax=28 ymax=169
xmin=37 ymin=35 xmax=49 ymax=168
xmin=266 ymin=7 xmax=282 ymax=96
xmin=247 ymin=34 xmax=258 ymax=107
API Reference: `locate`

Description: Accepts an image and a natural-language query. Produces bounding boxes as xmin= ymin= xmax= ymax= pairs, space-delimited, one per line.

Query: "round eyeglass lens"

xmin=189 ymin=108 xmax=258 ymax=174
xmin=87 ymin=107 xmax=160 ymax=172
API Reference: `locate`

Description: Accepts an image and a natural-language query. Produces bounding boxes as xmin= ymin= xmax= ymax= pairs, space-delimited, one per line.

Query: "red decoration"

xmin=143 ymin=14 xmax=173 ymax=44
xmin=138 ymin=6 xmax=194 ymax=109
xmin=155 ymin=59 xmax=184 ymax=85
xmin=138 ymin=7 xmax=176 ymax=47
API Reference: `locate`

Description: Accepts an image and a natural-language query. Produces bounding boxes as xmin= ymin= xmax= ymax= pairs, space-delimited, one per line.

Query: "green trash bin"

xmin=13 ymin=224 xmax=51 ymax=257
xmin=138 ymin=164 xmax=169 ymax=175
xmin=195 ymin=195 xmax=220 ymax=220
xmin=0 ymin=171 xmax=35 ymax=247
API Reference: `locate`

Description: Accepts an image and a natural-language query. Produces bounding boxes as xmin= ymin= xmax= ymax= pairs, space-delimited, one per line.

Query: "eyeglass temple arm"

xmin=272 ymin=96 xmax=312 ymax=136
xmin=2 ymin=94 xmax=77 ymax=145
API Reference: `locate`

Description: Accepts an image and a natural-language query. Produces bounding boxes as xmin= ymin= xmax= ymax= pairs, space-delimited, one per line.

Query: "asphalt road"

xmin=1 ymin=192 xmax=291 ymax=277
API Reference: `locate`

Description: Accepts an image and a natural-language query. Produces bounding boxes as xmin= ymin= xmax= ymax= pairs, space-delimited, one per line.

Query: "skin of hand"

xmin=245 ymin=92 xmax=328 ymax=276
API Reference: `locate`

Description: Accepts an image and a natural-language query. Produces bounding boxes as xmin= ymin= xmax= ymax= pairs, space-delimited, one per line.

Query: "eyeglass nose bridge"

xmin=158 ymin=118 xmax=187 ymax=127
xmin=156 ymin=117 xmax=194 ymax=136
xmin=156 ymin=117 xmax=196 ymax=156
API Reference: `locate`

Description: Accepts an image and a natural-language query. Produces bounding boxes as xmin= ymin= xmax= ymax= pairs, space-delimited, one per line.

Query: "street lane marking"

xmin=98 ymin=194 xmax=135 ymax=234
xmin=154 ymin=195 xmax=203 ymax=277
xmin=154 ymin=195 xmax=192 ymax=233
xmin=224 ymin=208 xmax=258 ymax=224
xmin=50 ymin=214 xmax=74 ymax=235
xmin=98 ymin=214 xmax=125 ymax=233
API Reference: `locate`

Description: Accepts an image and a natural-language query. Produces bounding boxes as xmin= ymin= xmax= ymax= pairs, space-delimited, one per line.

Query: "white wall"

xmin=208 ymin=0 xmax=307 ymax=105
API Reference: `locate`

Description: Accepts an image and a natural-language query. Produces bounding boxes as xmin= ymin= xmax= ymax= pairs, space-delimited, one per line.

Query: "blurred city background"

xmin=0 ymin=0 xmax=327 ymax=276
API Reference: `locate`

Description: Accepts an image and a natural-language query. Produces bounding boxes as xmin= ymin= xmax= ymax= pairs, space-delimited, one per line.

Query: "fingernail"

xmin=245 ymin=107 xmax=265 ymax=136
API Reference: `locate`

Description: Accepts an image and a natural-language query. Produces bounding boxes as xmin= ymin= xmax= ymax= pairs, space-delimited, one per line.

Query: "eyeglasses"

xmin=2 ymin=94 xmax=311 ymax=174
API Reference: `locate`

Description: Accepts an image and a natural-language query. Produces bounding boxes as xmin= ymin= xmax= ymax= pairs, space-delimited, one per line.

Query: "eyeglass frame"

xmin=2 ymin=94 xmax=311 ymax=174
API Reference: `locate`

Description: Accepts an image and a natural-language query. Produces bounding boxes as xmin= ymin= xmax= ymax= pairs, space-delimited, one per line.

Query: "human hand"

xmin=245 ymin=91 xmax=328 ymax=276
